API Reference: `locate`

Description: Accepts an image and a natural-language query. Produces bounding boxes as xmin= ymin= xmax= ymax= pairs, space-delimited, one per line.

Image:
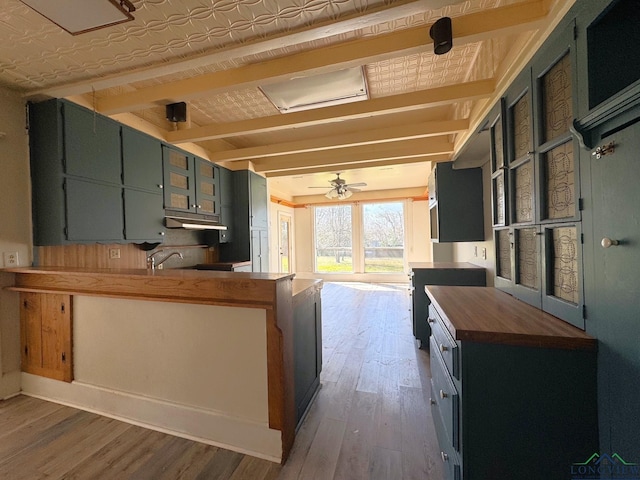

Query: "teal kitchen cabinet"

xmin=490 ymin=12 xmax=584 ymax=328
xmin=162 ymin=145 xmax=220 ymax=216
xmin=428 ymin=162 xmax=484 ymax=243
xmin=218 ymin=166 xmax=233 ymax=243
xmin=29 ymin=99 xmax=125 ymax=245
xmin=427 ymin=286 xmax=597 ymax=480
xmin=218 ymin=170 xmax=269 ymax=272
xmin=122 ymin=127 xmax=166 ymax=242
xmin=62 ymin=101 xmax=121 ymax=184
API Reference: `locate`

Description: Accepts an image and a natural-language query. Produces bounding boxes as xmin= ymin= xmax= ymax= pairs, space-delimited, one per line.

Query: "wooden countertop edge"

xmin=7 ymin=286 xmax=274 ymax=309
xmin=427 ymin=286 xmax=597 ymax=351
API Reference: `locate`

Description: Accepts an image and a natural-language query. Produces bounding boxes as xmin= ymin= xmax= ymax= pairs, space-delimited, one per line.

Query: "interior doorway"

xmin=278 ymin=212 xmax=292 ymax=273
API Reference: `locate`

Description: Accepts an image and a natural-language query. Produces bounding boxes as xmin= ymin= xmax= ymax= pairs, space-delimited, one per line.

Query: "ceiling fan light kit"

xmin=310 ymin=173 xmax=366 ymax=200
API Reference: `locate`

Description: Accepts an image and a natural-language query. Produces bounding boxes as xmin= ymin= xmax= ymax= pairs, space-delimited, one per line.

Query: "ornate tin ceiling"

xmin=0 ymin=0 xmax=572 ymax=196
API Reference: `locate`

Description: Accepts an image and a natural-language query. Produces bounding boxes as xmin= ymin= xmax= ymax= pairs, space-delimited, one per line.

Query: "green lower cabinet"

xmin=427 ymin=290 xmax=597 ymax=480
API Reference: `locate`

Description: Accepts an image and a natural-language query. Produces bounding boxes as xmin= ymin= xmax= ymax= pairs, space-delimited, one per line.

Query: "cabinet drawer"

xmin=431 ymin=383 xmax=462 ymax=480
xmin=429 ymin=305 xmax=458 ymax=378
xmin=430 ymin=336 xmax=460 ymax=450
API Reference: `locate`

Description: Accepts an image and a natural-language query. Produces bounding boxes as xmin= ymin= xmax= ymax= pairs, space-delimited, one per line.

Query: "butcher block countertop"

xmin=6 ymin=266 xmax=295 ymax=308
xmin=426 ymin=286 xmax=596 ymax=351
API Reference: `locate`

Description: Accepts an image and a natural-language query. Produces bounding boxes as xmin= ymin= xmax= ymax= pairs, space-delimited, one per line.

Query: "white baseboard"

xmin=21 ymin=373 xmax=282 ymax=463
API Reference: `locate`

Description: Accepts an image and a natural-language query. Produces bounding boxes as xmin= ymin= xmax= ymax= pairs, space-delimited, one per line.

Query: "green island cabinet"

xmin=218 ymin=170 xmax=269 ymax=272
xmin=427 ymin=286 xmax=597 ymax=480
xmin=29 ymin=99 xmax=166 ymax=245
xmin=409 ymin=263 xmax=485 ymax=348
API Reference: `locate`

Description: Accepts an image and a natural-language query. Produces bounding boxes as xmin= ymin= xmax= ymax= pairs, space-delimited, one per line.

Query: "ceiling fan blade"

xmin=345 ymin=182 xmax=367 ymax=188
xmin=348 ymin=187 xmax=361 ymax=192
xmin=308 ymin=186 xmax=331 ymax=188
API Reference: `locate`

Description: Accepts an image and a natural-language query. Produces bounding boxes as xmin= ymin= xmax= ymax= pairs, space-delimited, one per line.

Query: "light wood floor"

xmin=0 ymin=282 xmax=443 ymax=480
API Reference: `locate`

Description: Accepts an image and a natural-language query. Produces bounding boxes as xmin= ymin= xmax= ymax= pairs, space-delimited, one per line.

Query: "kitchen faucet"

xmin=146 ymin=251 xmax=183 ymax=270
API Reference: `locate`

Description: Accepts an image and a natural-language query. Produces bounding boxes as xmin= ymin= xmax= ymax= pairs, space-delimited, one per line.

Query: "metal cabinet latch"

xmin=592 ymin=142 xmax=615 ymax=159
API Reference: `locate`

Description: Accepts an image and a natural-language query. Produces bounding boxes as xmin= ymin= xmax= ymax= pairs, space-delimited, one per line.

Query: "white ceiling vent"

xmin=259 ymin=66 xmax=369 ymax=114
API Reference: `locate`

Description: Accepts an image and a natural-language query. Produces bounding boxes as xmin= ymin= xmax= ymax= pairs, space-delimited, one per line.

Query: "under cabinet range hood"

xmin=165 ymin=211 xmax=227 ymax=231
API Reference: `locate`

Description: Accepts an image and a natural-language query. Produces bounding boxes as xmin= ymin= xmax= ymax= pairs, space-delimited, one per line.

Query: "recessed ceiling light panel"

xmin=259 ymin=66 xmax=369 ymax=114
xmin=21 ymin=0 xmax=135 ymax=35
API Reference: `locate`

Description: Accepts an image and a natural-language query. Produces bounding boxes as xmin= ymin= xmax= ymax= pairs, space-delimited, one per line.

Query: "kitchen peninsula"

xmin=6 ymin=267 xmax=322 ymax=463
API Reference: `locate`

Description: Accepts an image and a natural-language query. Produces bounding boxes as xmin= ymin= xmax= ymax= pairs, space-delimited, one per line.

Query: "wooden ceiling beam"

xmin=210 ymin=119 xmax=468 ymax=162
xmin=252 ymin=138 xmax=453 ymax=173
xmin=167 ymin=79 xmax=493 ymax=143
xmin=97 ymin=0 xmax=547 ymax=114
xmin=264 ymin=154 xmax=451 ymax=178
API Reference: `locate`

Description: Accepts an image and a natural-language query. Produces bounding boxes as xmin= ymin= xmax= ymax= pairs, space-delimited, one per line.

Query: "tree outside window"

xmin=314 ymin=205 xmax=353 ymax=272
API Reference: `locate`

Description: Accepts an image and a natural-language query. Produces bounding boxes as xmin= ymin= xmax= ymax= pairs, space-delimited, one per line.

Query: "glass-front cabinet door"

xmin=492 ymin=21 xmax=584 ymax=328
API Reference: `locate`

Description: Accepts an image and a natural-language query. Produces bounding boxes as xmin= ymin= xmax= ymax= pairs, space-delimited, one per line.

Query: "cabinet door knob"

xmin=428 ymin=318 xmax=435 ymax=324
xmin=439 ymin=343 xmax=448 ymax=353
xmin=441 ymin=452 xmax=449 ymax=462
xmin=429 ymin=398 xmax=436 ymax=405
xmin=159 ymin=232 xmax=165 ymax=236
xmin=439 ymin=389 xmax=448 ymax=399
xmin=601 ymin=237 xmax=620 ymax=248
xmin=158 ymin=184 xmax=163 ymax=189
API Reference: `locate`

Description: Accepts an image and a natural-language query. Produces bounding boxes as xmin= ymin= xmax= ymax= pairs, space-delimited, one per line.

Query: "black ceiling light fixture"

xmin=166 ymin=102 xmax=187 ymax=123
xmin=430 ymin=17 xmax=453 ymax=55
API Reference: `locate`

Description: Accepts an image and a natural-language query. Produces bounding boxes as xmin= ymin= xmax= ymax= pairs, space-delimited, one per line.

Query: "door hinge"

xmin=62 ymin=352 xmax=66 ymax=363
xmin=578 ymin=198 xmax=584 ymax=211
xmin=582 ymin=304 xmax=587 ymax=319
xmin=61 ymin=303 xmax=65 ymax=314
xmin=24 ymin=345 xmax=28 ymax=356
xmin=573 ymin=24 xmax=578 ymax=40
xmin=581 ymin=233 xmax=584 ymax=244
xmin=64 ymin=226 xmax=68 ymax=238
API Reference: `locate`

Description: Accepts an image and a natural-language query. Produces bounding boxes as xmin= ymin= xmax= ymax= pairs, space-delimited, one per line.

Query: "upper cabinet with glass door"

xmin=492 ymin=18 xmax=584 ymax=328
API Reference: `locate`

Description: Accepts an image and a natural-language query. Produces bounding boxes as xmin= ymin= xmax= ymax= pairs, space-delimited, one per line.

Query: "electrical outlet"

xmin=481 ymin=247 xmax=487 ymax=260
xmin=474 ymin=246 xmax=478 ymax=257
xmin=109 ymin=248 xmax=121 ymax=259
xmin=3 ymin=251 xmax=19 ymax=267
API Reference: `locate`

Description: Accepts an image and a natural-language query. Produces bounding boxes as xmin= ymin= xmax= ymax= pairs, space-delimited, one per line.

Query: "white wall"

xmin=0 ymin=88 xmax=31 ymax=397
xmin=452 ymin=161 xmax=495 ymax=285
xmin=23 ymin=297 xmax=282 ymax=461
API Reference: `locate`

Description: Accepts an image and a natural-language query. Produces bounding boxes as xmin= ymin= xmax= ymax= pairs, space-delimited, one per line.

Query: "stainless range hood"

xmin=165 ymin=212 xmax=227 ymax=231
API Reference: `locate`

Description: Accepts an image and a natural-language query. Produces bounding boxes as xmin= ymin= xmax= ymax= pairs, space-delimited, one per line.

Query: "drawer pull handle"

xmin=427 ymin=318 xmax=435 ymax=324
xmin=439 ymin=389 xmax=448 ymax=399
xmin=439 ymin=343 xmax=448 ymax=353
xmin=429 ymin=398 xmax=436 ymax=405
xmin=441 ymin=452 xmax=449 ymax=462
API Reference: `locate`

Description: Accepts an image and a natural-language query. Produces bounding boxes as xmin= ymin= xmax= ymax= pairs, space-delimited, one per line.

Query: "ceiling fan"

xmin=308 ymin=173 xmax=367 ymax=199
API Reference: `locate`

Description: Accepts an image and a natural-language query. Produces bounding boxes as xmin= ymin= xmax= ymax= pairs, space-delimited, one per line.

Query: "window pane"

xmin=514 ymin=161 xmax=534 ymax=223
xmin=513 ymin=92 xmax=532 ymax=159
xmin=314 ymin=205 xmax=352 ymax=273
xmin=363 ymin=202 xmax=404 ymax=273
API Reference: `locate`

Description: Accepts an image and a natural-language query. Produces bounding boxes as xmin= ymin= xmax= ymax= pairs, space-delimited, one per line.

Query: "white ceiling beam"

xmin=252 ymin=138 xmax=453 ymax=172
xmin=210 ymin=119 xmax=468 ymax=162
xmin=97 ymin=0 xmax=547 ymax=114
xmin=167 ymin=79 xmax=493 ymax=143
xmin=264 ymin=154 xmax=451 ymax=178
